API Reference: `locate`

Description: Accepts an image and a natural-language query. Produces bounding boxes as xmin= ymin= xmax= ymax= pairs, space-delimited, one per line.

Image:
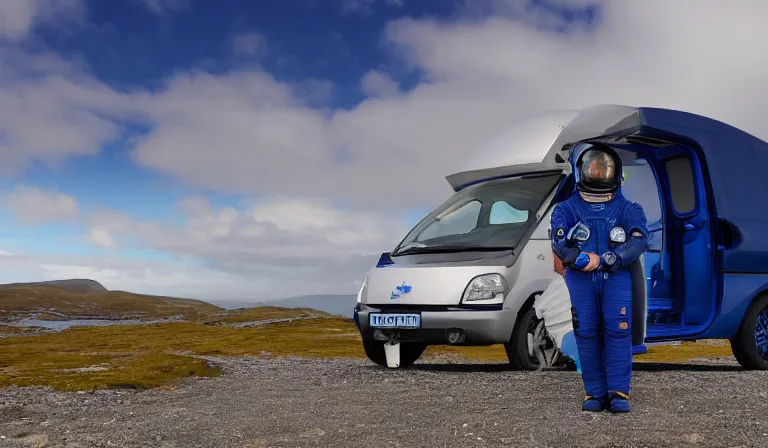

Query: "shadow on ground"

xmin=371 ymin=361 xmax=744 ymax=373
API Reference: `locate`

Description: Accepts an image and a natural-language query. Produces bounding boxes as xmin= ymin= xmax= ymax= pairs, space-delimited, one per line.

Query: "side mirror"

xmin=376 ymin=252 xmax=394 ymax=267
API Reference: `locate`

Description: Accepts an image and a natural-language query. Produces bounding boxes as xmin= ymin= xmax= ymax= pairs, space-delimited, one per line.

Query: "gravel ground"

xmin=1 ymin=354 xmax=767 ymax=448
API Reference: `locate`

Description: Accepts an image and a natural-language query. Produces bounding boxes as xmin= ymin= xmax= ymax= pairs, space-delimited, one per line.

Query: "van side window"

xmin=665 ymin=157 xmax=696 ymax=215
xmin=489 ymin=201 xmax=529 ymax=225
xmin=418 ymin=200 xmax=481 ymax=240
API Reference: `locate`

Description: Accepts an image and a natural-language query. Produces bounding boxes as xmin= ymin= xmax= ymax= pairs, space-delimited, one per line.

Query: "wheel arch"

xmin=734 ymin=288 xmax=768 ymax=335
xmin=510 ymin=290 xmax=545 ymax=337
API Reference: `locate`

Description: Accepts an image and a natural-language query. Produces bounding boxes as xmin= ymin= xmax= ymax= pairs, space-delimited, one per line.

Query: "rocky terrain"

xmin=1 ymin=355 xmax=766 ymax=448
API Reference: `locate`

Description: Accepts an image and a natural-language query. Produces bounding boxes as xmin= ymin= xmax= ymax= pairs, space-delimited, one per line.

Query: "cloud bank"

xmin=2 ymin=0 xmax=767 ymax=299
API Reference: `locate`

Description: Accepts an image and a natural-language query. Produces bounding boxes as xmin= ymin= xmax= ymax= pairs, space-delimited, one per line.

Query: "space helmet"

xmin=574 ymin=144 xmax=622 ymax=195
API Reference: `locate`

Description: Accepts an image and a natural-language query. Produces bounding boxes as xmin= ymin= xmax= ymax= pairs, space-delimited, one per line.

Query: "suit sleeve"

xmin=553 ymin=250 xmax=565 ymax=276
xmin=550 ymin=202 xmax=580 ymax=266
xmin=613 ymin=202 xmax=649 ymax=267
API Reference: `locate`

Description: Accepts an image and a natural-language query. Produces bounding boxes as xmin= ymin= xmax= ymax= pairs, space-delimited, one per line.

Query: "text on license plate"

xmin=369 ymin=313 xmax=421 ymax=329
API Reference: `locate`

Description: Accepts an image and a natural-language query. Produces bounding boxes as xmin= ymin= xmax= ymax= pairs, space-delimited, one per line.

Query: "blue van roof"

xmin=448 ymin=104 xmax=768 ymax=223
xmin=632 ymin=106 xmax=768 ymax=222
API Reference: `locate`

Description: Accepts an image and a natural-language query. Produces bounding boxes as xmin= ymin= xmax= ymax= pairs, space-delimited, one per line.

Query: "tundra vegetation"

xmin=0 ymin=281 xmax=736 ymax=392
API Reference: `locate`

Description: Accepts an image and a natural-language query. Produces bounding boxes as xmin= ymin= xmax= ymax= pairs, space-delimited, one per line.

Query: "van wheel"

xmin=730 ymin=294 xmax=768 ymax=370
xmin=361 ymin=334 xmax=426 ymax=368
xmin=505 ymin=306 xmax=560 ymax=370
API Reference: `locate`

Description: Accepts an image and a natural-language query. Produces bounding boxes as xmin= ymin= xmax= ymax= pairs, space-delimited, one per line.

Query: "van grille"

xmin=370 ymin=304 xmax=503 ymax=312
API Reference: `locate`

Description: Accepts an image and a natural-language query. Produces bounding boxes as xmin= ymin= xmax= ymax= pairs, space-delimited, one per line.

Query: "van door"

xmin=655 ymin=151 xmax=717 ymax=333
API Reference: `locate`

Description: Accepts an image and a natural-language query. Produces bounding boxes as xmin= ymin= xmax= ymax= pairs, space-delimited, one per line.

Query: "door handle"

xmin=684 ymin=222 xmax=695 ymax=231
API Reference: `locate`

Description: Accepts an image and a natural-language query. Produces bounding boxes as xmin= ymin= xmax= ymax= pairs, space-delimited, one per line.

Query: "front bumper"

xmin=353 ymin=303 xmax=517 ymax=345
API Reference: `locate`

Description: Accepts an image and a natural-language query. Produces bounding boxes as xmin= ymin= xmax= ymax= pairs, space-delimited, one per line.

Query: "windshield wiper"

xmin=394 ymin=245 xmax=514 ymax=256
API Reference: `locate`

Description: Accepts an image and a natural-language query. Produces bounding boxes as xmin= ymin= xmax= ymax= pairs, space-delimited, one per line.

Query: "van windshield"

xmin=393 ymin=173 xmax=562 ymax=256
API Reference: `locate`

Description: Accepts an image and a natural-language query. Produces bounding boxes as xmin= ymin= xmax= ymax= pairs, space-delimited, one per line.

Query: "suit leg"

xmin=602 ymin=271 xmax=633 ymax=411
xmin=564 ymin=270 xmax=607 ymax=399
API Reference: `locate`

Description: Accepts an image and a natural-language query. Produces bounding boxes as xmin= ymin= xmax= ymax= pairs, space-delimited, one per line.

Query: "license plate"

xmin=369 ymin=313 xmax=421 ymax=329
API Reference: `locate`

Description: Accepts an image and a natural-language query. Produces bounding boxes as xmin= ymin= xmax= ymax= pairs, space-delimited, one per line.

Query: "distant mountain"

xmin=0 ymin=279 xmax=108 ymax=294
xmin=203 ymin=299 xmax=261 ymax=310
xmin=259 ymin=294 xmax=356 ymax=318
xmin=0 ymin=279 xmax=222 ymax=322
xmin=216 ymin=294 xmax=357 ymax=319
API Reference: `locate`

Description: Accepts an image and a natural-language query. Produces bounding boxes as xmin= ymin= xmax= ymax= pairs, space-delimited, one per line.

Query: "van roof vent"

xmin=623 ymin=135 xmax=674 ymax=148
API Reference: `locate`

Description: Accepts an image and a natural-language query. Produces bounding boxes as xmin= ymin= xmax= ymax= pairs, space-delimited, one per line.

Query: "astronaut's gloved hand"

xmin=601 ymin=251 xmax=621 ymax=273
xmin=574 ymin=252 xmax=601 ymax=271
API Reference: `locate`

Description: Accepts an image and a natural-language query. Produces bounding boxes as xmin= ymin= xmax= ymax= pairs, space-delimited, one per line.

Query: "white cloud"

xmin=119 ymin=1 xmax=768 ymax=214
xmin=360 ymin=69 xmax=400 ymax=98
xmin=0 ymin=0 xmax=84 ymax=40
xmin=0 ymin=46 xmax=129 ymax=175
xmin=82 ymin=196 xmax=410 ymax=296
xmin=0 ymin=255 xmax=275 ymax=300
xmin=4 ymin=1 xmax=768 ymax=299
xmin=231 ymin=31 xmax=268 ymax=58
xmin=88 ymin=228 xmax=116 ymax=248
xmin=1 ymin=186 xmax=79 ymax=225
xmin=0 ymin=195 xmax=410 ymax=300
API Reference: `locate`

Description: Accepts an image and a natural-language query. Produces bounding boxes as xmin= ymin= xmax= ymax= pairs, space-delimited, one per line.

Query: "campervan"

xmin=353 ymin=104 xmax=768 ymax=371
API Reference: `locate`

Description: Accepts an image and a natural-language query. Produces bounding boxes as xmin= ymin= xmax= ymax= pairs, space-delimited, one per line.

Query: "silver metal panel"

xmin=364 ymin=263 xmax=511 ymax=306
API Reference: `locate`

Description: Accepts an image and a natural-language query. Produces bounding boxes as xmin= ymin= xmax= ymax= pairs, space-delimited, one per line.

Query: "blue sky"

xmin=6 ymin=0 xmax=476 ymax=221
xmin=0 ymin=0 xmax=764 ymax=301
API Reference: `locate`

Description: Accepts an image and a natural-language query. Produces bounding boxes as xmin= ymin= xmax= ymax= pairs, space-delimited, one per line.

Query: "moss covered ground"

xmin=0 ymin=306 xmax=738 ymax=392
xmin=0 ymin=284 xmax=221 ymax=321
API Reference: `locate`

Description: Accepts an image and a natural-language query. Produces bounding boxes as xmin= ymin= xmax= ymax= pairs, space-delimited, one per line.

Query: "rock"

xmin=19 ymin=434 xmax=50 ymax=448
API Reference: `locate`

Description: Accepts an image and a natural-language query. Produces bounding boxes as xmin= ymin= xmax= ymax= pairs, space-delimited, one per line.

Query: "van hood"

xmin=363 ymin=262 xmax=512 ymax=306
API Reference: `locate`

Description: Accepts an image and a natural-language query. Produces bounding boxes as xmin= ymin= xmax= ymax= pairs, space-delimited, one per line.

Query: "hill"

xmin=207 ymin=294 xmax=358 ymax=318
xmin=0 ymin=279 xmax=108 ymax=294
xmin=0 ymin=282 xmax=222 ymax=322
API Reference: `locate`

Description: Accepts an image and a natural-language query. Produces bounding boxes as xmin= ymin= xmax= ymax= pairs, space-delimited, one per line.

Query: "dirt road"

xmin=1 ymin=355 xmax=767 ymax=447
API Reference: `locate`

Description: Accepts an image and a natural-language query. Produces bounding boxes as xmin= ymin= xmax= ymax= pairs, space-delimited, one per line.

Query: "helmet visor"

xmin=579 ymin=149 xmax=618 ymax=190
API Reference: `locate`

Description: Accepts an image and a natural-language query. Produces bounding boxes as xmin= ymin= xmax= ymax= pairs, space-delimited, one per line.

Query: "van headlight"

xmin=357 ymin=276 xmax=368 ymax=303
xmin=462 ymin=274 xmax=507 ymax=303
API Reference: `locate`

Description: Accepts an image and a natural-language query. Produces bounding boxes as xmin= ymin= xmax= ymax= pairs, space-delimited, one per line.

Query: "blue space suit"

xmin=551 ymin=145 xmax=648 ymax=413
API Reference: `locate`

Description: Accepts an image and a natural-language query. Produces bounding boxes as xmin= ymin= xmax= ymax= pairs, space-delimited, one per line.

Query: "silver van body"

xmin=353 ymin=106 xmax=649 ymax=369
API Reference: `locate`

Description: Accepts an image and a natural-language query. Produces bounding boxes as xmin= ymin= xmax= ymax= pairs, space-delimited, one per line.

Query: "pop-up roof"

xmin=446 ymin=103 xmax=768 ymax=226
xmin=445 ymin=104 xmax=641 ymax=192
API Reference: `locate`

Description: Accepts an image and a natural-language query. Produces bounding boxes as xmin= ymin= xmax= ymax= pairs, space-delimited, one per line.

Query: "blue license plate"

xmin=369 ymin=313 xmax=421 ymax=329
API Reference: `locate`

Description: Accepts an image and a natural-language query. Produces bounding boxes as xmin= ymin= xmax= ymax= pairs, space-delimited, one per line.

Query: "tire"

xmin=361 ymin=334 xmax=427 ymax=368
xmin=730 ymin=294 xmax=768 ymax=370
xmin=505 ymin=305 xmax=561 ymax=370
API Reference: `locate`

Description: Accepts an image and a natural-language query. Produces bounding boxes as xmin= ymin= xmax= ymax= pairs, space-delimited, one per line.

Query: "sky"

xmin=0 ymin=0 xmax=766 ymax=303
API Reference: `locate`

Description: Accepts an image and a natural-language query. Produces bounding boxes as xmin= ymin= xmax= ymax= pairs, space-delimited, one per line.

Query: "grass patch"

xmin=0 ymin=308 xmax=739 ymax=391
xmin=427 ymin=345 xmax=509 ymax=362
xmin=0 ymin=316 xmax=363 ymax=391
xmin=641 ymin=340 xmax=735 ymax=362
xmin=0 ymin=325 xmax=32 ymax=335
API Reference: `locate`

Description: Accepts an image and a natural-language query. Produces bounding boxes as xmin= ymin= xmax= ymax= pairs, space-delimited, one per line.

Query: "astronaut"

xmin=550 ymin=143 xmax=649 ymax=413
